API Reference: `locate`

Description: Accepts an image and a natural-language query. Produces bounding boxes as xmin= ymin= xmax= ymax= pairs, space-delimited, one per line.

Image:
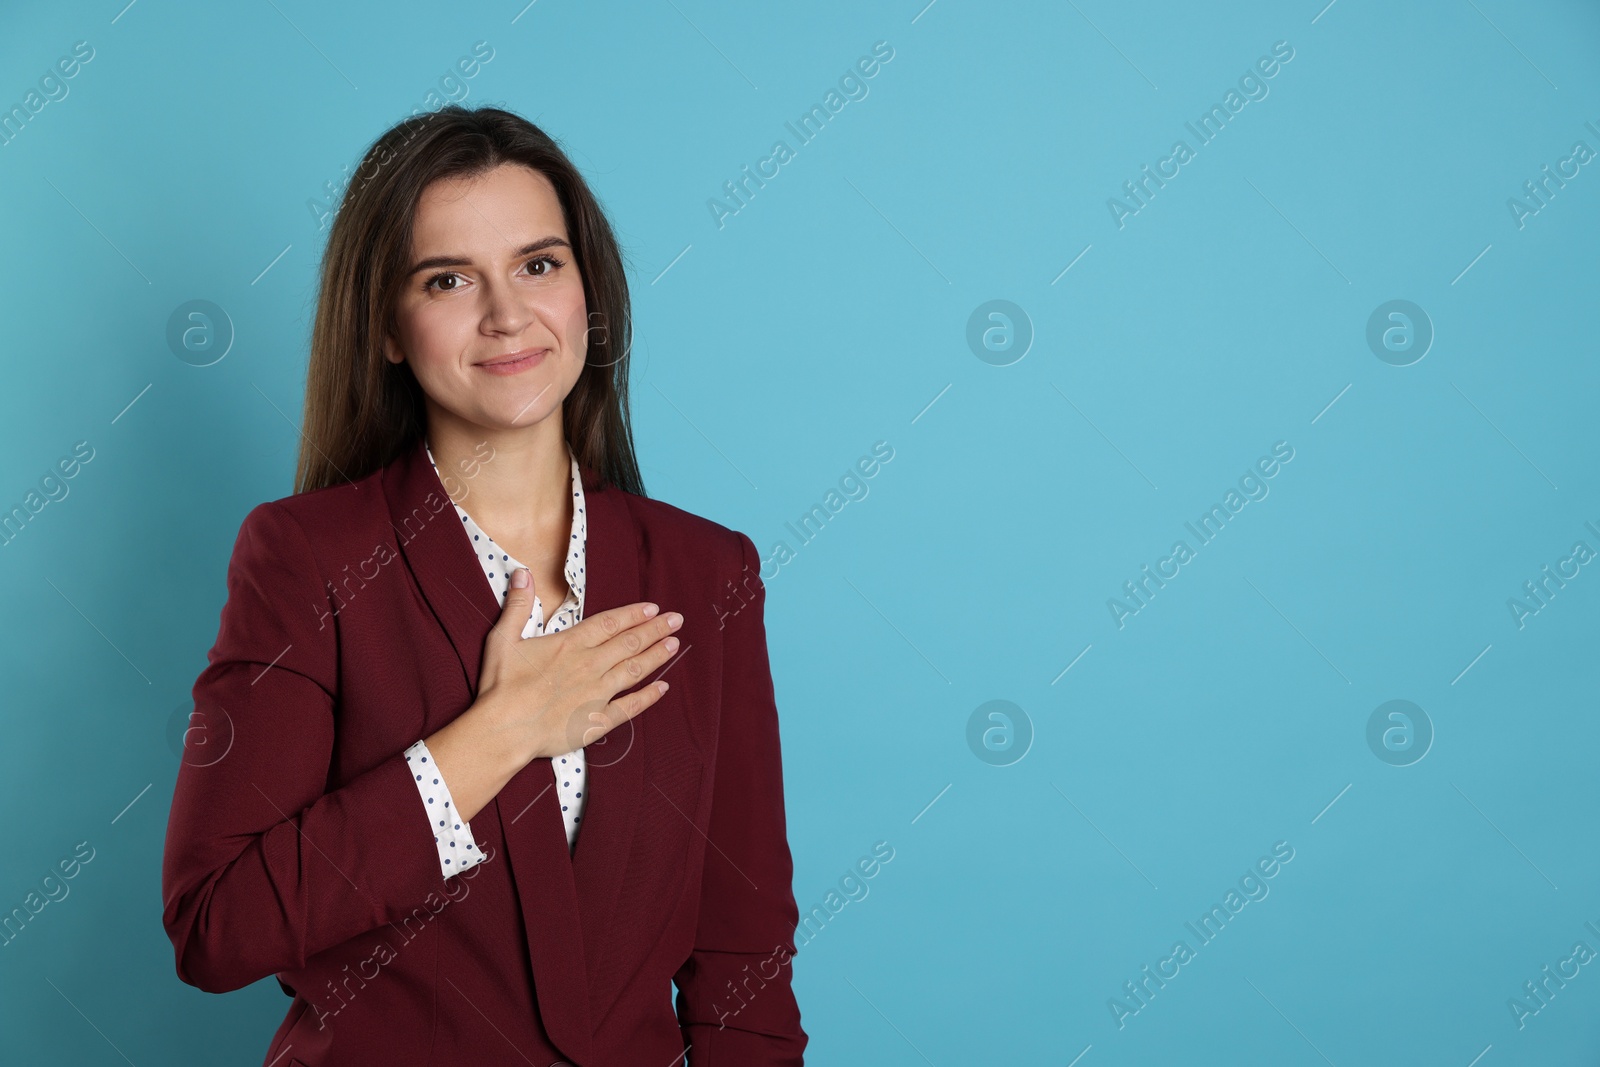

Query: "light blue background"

xmin=1 ymin=0 xmax=1597 ymax=1063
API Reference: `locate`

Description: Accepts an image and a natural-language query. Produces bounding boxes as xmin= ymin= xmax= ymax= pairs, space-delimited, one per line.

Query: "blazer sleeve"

xmin=162 ymin=500 xmax=455 ymax=994
xmin=673 ymin=530 xmax=808 ymax=1065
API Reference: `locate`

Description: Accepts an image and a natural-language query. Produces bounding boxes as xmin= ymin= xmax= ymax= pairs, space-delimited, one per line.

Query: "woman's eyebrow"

xmin=408 ymin=236 xmax=571 ymax=275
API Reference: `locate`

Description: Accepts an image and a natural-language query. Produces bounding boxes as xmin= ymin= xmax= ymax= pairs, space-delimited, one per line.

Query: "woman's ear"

xmin=382 ymin=331 xmax=404 ymax=365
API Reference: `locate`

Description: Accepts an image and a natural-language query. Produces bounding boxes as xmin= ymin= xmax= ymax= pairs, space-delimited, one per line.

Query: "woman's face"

xmin=385 ymin=162 xmax=588 ymax=440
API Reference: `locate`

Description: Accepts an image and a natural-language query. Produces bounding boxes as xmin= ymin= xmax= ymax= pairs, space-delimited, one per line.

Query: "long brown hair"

xmin=294 ymin=104 xmax=645 ymax=497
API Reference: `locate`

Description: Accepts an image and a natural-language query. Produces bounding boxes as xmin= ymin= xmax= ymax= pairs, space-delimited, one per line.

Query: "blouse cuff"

xmin=403 ymin=739 xmax=489 ymax=878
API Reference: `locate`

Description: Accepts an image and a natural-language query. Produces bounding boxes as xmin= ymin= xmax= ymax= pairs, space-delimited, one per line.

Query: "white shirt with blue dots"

xmin=403 ymin=440 xmax=589 ymax=878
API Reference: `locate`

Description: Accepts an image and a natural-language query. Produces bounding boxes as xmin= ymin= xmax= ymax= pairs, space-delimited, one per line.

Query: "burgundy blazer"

xmin=161 ymin=436 xmax=807 ymax=1066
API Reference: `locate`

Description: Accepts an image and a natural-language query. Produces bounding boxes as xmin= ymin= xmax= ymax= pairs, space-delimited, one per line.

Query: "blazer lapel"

xmin=380 ymin=436 xmax=644 ymax=1060
xmin=568 ymin=462 xmax=645 ymax=1024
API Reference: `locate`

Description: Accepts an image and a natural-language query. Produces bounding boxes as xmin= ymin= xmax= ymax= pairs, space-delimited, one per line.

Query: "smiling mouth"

xmin=477 ymin=348 xmax=549 ymax=373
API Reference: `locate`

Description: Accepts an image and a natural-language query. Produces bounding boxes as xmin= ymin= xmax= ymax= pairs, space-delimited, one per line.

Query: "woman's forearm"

xmin=424 ymin=696 xmax=536 ymax=824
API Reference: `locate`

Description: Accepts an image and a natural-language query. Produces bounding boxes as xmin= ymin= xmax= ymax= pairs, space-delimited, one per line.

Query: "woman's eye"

xmin=527 ymin=254 xmax=564 ymax=277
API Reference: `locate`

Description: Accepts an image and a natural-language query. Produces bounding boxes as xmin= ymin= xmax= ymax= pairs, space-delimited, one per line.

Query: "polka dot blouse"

xmin=403 ymin=440 xmax=589 ymax=878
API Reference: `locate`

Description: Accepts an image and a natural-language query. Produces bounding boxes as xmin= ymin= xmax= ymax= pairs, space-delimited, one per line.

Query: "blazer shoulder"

xmin=241 ymin=467 xmax=389 ymax=565
xmin=612 ymin=488 xmax=752 ymax=581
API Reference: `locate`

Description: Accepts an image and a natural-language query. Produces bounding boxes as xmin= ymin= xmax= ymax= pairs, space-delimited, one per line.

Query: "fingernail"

xmin=511 ymin=569 xmax=529 ymax=588
xmin=667 ymin=612 xmax=683 ymax=629
xmin=642 ymin=603 xmax=659 ymax=616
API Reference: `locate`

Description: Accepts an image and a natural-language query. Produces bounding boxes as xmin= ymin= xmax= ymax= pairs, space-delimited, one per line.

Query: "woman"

xmin=161 ymin=105 xmax=808 ymax=1067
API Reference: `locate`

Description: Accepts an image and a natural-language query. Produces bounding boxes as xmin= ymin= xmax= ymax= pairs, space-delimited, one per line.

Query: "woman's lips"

xmin=476 ymin=348 xmax=548 ymax=375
